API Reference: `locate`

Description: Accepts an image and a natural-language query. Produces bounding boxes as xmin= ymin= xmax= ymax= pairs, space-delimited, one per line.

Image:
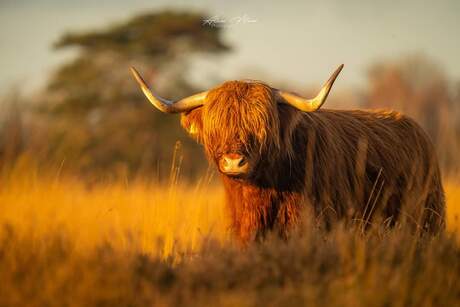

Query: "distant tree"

xmin=366 ymin=54 xmax=460 ymax=171
xmin=34 ymin=11 xmax=230 ymax=178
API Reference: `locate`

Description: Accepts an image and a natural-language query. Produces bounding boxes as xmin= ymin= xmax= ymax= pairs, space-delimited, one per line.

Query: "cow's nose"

xmin=219 ymin=154 xmax=249 ymax=175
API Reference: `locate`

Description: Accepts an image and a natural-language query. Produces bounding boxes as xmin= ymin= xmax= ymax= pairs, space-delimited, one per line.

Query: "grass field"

xmin=0 ymin=168 xmax=459 ymax=306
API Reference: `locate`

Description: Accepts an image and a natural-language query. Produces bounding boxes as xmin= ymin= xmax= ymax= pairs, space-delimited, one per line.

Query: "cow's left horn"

xmin=130 ymin=67 xmax=207 ymax=113
xmin=278 ymin=64 xmax=344 ymax=112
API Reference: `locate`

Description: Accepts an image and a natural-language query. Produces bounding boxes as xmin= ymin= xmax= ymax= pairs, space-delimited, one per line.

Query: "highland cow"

xmin=131 ymin=65 xmax=445 ymax=244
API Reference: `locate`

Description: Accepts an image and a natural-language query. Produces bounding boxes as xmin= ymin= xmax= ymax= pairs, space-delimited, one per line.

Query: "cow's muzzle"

xmin=219 ymin=153 xmax=249 ymax=177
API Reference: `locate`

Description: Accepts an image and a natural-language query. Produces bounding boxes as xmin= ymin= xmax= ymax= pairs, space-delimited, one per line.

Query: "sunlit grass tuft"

xmin=445 ymin=181 xmax=460 ymax=234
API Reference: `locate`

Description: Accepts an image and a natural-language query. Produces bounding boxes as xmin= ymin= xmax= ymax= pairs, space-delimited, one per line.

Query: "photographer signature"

xmin=203 ymin=14 xmax=258 ymax=27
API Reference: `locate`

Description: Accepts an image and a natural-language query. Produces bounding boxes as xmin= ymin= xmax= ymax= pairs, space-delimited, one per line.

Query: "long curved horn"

xmin=278 ymin=64 xmax=344 ymax=112
xmin=130 ymin=67 xmax=207 ymax=113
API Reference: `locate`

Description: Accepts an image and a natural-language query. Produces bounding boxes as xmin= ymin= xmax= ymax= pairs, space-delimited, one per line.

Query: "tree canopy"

xmin=33 ymin=10 xmax=231 ymax=178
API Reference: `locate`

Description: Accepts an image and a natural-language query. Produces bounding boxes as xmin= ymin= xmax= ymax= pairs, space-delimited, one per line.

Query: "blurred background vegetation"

xmin=1 ymin=9 xmax=460 ymax=180
xmin=1 ymin=11 xmax=230 ymax=179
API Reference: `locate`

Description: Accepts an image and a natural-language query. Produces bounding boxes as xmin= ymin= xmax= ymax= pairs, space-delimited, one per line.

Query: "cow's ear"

xmin=181 ymin=108 xmax=204 ymax=142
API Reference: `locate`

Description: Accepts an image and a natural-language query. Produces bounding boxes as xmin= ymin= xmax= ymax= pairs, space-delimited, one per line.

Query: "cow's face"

xmin=181 ymin=81 xmax=284 ymax=179
xmin=130 ymin=65 xmax=343 ymax=179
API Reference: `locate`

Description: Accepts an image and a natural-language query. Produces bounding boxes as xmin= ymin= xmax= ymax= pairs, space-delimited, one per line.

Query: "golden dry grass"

xmin=0 ymin=174 xmax=227 ymax=258
xmin=445 ymin=181 xmax=460 ymax=234
xmin=0 ymin=170 xmax=459 ymax=259
xmin=0 ymin=169 xmax=459 ymax=306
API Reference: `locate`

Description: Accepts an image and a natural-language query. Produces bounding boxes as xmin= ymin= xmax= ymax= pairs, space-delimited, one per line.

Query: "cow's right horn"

xmin=130 ymin=67 xmax=207 ymax=113
xmin=277 ymin=64 xmax=344 ymax=112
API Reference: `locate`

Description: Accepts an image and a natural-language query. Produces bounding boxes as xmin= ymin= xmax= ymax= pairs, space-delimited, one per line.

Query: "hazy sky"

xmin=1 ymin=0 xmax=459 ymax=95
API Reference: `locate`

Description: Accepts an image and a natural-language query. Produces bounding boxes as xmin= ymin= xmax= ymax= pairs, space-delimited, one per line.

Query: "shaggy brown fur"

xmin=181 ymin=81 xmax=445 ymax=244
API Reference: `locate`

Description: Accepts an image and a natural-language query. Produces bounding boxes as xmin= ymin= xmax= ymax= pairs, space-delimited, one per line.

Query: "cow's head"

xmin=131 ymin=65 xmax=343 ymax=179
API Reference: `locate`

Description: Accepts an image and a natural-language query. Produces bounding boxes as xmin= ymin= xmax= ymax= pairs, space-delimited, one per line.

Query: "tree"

xmin=34 ymin=11 xmax=230 ymax=178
